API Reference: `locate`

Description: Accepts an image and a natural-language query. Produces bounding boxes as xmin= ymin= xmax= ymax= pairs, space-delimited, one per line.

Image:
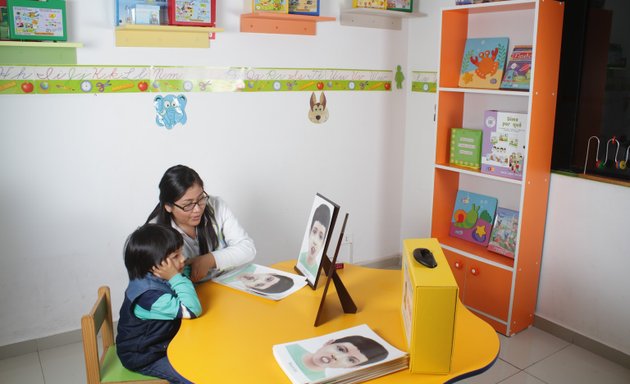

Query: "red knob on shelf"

xmin=470 ymin=267 xmax=479 ymax=276
xmin=454 ymin=261 xmax=462 ymax=269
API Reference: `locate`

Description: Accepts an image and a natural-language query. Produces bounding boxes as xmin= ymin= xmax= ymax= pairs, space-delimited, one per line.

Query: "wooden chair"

xmin=81 ymin=286 xmax=168 ymax=384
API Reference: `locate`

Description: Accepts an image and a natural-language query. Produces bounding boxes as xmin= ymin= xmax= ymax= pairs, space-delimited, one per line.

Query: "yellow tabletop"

xmin=168 ymin=261 xmax=499 ymax=383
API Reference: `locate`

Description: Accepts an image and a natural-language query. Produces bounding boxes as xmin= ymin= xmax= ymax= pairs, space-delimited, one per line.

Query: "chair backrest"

xmin=81 ymin=286 xmax=167 ymax=384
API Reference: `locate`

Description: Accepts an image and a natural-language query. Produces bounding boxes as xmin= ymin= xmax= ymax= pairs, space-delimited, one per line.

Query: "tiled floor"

xmin=1 ymin=326 xmax=629 ymax=383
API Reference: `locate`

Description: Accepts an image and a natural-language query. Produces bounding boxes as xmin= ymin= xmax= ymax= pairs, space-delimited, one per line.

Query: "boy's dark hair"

xmin=333 ymin=335 xmax=389 ymax=366
xmin=311 ymin=204 xmax=331 ymax=233
xmin=251 ymin=274 xmax=294 ymax=294
xmin=124 ymin=224 xmax=184 ymax=280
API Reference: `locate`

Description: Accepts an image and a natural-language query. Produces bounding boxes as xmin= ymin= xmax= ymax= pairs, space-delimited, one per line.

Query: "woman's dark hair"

xmin=333 ymin=335 xmax=389 ymax=366
xmin=250 ymin=274 xmax=294 ymax=294
xmin=124 ymin=224 xmax=184 ymax=280
xmin=311 ymin=204 xmax=331 ymax=233
xmin=146 ymin=165 xmax=219 ymax=253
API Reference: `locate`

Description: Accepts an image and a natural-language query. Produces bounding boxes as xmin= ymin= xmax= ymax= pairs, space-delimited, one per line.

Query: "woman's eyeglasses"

xmin=172 ymin=192 xmax=209 ymax=212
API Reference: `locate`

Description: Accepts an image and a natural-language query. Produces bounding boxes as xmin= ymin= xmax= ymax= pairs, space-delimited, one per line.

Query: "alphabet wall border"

xmin=0 ymin=65 xmax=394 ymax=95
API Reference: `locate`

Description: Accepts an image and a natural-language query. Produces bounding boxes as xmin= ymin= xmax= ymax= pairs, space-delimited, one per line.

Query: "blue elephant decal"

xmin=154 ymin=94 xmax=187 ymax=129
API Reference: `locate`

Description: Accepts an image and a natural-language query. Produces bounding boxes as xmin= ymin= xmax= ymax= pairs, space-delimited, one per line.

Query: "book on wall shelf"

xmin=456 ymin=0 xmax=508 ymax=4
xmin=450 ymin=128 xmax=483 ymax=170
xmin=449 ymin=190 xmax=498 ymax=247
xmin=459 ymin=37 xmax=509 ymax=89
xmin=253 ymin=0 xmax=288 ymax=13
xmin=353 ymin=0 xmax=387 ymax=10
xmin=487 ymin=207 xmax=519 ymax=258
xmin=500 ymin=45 xmax=532 ymax=91
xmin=272 ymin=323 xmax=408 ymax=384
xmin=480 ymin=110 xmax=527 ymax=180
xmin=289 ymin=0 xmax=320 ymax=16
xmin=387 ymin=1 xmax=413 ymax=12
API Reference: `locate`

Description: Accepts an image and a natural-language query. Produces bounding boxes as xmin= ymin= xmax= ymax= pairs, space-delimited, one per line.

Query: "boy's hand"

xmin=152 ymin=257 xmax=179 ymax=281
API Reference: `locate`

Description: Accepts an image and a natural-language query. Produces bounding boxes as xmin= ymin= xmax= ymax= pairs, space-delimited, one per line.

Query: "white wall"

xmin=538 ymin=174 xmax=630 ymax=354
xmin=400 ymin=0 xmax=441 ymax=241
xmin=0 ymin=0 xmax=408 ymax=346
xmin=1 ymin=0 xmax=628 ymax=357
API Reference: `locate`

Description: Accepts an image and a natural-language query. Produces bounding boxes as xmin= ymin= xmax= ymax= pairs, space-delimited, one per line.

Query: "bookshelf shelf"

xmin=431 ymin=0 xmax=564 ymax=336
xmin=434 ymin=164 xmax=523 ymax=185
xmin=439 ymin=87 xmax=531 ymax=97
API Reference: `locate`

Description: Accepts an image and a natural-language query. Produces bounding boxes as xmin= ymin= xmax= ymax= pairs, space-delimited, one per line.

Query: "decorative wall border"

xmin=0 ymin=65 xmax=393 ymax=95
xmin=411 ymin=71 xmax=437 ymax=93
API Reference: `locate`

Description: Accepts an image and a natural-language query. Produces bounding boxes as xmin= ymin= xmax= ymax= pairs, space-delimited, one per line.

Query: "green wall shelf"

xmin=0 ymin=41 xmax=83 ymax=65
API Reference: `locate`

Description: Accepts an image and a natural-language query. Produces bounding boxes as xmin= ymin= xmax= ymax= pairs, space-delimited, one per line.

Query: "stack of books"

xmin=273 ymin=324 xmax=408 ymax=384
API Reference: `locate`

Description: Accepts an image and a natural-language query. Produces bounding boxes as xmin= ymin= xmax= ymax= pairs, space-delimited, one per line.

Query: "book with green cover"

xmin=450 ymin=128 xmax=482 ymax=169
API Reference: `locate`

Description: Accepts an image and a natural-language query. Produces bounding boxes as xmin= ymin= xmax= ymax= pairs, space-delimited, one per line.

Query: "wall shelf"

xmin=114 ymin=24 xmax=223 ymax=48
xmin=339 ymin=8 xmax=426 ymax=30
xmin=240 ymin=13 xmax=335 ymax=35
xmin=0 ymin=41 xmax=83 ymax=65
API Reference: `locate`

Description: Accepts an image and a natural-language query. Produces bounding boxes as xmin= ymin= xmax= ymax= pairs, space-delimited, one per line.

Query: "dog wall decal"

xmin=308 ymin=92 xmax=329 ymax=124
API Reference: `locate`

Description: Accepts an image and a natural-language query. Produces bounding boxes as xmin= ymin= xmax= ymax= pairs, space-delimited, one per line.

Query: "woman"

xmin=146 ymin=165 xmax=256 ymax=282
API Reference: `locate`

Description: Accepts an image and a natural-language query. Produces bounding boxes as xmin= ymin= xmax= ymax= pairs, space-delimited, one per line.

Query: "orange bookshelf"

xmin=431 ymin=0 xmax=564 ymax=336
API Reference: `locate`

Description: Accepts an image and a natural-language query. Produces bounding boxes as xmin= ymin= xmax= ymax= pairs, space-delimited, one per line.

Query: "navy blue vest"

xmin=116 ymin=276 xmax=182 ymax=370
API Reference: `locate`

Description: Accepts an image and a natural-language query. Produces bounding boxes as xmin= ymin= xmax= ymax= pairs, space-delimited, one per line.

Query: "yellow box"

xmin=401 ymin=238 xmax=458 ymax=374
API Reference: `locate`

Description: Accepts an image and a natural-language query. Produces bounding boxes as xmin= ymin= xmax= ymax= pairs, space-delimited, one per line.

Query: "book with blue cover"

xmin=449 ymin=190 xmax=498 ymax=246
xmin=459 ymin=37 xmax=509 ymax=89
xmin=500 ymin=45 xmax=532 ymax=90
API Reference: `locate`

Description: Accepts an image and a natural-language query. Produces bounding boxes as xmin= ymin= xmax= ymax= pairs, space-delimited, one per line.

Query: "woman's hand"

xmin=152 ymin=258 xmax=179 ymax=281
xmin=189 ymin=253 xmax=217 ymax=282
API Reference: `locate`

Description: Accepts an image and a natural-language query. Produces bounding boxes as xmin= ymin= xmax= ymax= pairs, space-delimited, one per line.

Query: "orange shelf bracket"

xmin=240 ymin=13 xmax=335 ymax=35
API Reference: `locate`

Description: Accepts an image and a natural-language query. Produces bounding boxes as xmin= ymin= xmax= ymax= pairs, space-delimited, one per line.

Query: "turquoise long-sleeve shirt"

xmin=133 ymin=272 xmax=202 ymax=321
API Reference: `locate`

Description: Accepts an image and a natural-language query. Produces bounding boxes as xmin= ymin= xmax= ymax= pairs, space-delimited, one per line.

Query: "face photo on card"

xmin=212 ymin=263 xmax=307 ymax=300
xmin=295 ymin=194 xmax=339 ymax=288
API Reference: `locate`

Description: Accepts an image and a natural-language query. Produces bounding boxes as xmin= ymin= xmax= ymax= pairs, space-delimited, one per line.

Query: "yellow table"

xmin=168 ymin=261 xmax=499 ymax=383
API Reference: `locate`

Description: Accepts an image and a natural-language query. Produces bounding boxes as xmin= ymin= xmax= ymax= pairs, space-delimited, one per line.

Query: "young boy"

xmin=116 ymin=224 xmax=201 ymax=384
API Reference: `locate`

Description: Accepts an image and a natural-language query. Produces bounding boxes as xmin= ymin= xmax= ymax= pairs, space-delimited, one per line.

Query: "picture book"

xmin=449 ymin=190 xmax=498 ymax=246
xmin=480 ymin=110 xmax=528 ymax=180
xmin=387 ymin=0 xmax=413 ymax=12
xmin=450 ymin=128 xmax=483 ymax=170
xmin=253 ymin=0 xmax=288 ymax=13
xmin=272 ymin=324 xmax=408 ymax=384
xmin=353 ymin=0 xmax=387 ymax=10
xmin=8 ymin=0 xmax=67 ymax=41
xmin=135 ymin=3 xmax=161 ymax=25
xmin=169 ymin=0 xmax=214 ymax=26
xmin=289 ymin=0 xmax=319 ymax=15
xmin=500 ymin=45 xmax=532 ymax=91
xmin=487 ymin=207 xmax=519 ymax=258
xmin=459 ymin=37 xmax=509 ymax=89
xmin=212 ymin=263 xmax=307 ymax=300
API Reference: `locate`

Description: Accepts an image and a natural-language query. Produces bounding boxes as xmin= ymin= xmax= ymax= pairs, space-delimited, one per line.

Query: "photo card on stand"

xmin=295 ymin=193 xmax=339 ymax=289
